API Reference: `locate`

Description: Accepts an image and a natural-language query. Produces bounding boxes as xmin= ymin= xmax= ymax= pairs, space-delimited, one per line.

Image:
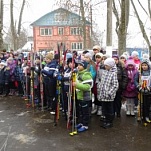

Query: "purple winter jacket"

xmin=122 ymin=59 xmax=138 ymax=98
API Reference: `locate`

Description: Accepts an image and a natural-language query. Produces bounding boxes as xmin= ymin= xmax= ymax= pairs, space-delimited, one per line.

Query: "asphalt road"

xmin=0 ymin=96 xmax=150 ymax=151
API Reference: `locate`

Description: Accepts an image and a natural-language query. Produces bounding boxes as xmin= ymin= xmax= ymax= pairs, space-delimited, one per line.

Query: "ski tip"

xmin=73 ymin=131 xmax=77 ymax=135
xmin=69 ymin=132 xmax=74 ymax=136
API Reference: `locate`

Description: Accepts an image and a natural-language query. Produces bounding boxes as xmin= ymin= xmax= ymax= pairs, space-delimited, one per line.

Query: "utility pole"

xmin=106 ymin=0 xmax=112 ymax=56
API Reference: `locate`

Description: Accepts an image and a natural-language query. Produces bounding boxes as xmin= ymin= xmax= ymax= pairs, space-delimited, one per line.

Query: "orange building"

xmin=31 ymin=8 xmax=91 ymax=52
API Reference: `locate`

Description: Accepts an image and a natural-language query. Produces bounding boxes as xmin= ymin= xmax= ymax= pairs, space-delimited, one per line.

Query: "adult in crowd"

xmin=92 ymin=45 xmax=101 ymax=62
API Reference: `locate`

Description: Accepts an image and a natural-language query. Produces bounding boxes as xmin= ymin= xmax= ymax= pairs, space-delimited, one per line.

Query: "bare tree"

xmin=10 ymin=0 xmax=26 ymax=50
xmin=130 ymin=0 xmax=151 ymax=55
xmin=0 ymin=0 xmax=3 ymax=50
xmin=113 ymin=0 xmax=130 ymax=55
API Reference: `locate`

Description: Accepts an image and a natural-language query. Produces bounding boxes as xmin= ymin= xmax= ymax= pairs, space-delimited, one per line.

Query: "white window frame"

xmin=58 ymin=27 xmax=64 ymax=35
xmin=71 ymin=42 xmax=83 ymax=50
xmin=70 ymin=27 xmax=82 ymax=35
xmin=40 ymin=28 xmax=52 ymax=36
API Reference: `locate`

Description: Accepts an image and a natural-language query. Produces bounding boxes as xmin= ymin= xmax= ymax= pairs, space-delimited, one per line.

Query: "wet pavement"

xmin=0 ymin=96 xmax=151 ymax=151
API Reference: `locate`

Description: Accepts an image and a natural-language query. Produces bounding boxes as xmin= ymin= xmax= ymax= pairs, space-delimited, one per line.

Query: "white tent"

xmin=21 ymin=41 xmax=33 ymax=51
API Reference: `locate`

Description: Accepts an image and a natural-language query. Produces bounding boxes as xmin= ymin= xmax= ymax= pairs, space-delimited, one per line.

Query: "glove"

xmin=137 ymin=85 xmax=142 ymax=92
xmin=41 ymin=69 xmax=44 ymax=73
xmin=57 ymin=75 xmax=62 ymax=81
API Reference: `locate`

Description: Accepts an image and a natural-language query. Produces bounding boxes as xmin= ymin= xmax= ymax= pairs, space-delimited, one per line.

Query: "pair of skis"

xmin=69 ymin=72 xmax=77 ymax=136
xmin=66 ymin=54 xmax=77 ymax=136
xmin=54 ymin=43 xmax=63 ymax=126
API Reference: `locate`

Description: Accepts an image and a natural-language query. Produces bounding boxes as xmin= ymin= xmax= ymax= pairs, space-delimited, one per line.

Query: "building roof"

xmin=31 ymin=8 xmax=91 ymax=27
xmin=21 ymin=41 xmax=33 ymax=51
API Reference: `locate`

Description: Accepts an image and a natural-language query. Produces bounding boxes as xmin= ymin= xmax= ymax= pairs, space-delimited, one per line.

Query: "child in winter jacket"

xmin=123 ymin=58 xmax=138 ymax=116
xmin=134 ymin=60 xmax=151 ymax=122
xmin=14 ymin=59 xmax=24 ymax=96
xmin=0 ymin=61 xmax=10 ymax=96
xmin=41 ymin=53 xmax=58 ymax=113
xmin=73 ymin=60 xmax=93 ymax=132
xmin=97 ymin=58 xmax=118 ymax=129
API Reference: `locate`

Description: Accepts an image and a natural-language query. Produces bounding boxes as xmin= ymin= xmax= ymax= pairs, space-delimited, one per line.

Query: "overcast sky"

xmin=3 ymin=0 xmax=150 ymax=49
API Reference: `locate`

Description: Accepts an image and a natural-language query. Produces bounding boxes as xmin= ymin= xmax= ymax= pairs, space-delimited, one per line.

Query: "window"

xmin=71 ymin=42 xmax=83 ymax=50
xmin=70 ymin=27 xmax=82 ymax=35
xmin=40 ymin=28 xmax=52 ymax=36
xmin=58 ymin=27 xmax=64 ymax=35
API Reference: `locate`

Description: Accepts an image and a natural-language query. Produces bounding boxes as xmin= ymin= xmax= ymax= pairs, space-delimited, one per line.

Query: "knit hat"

xmin=67 ymin=58 xmax=73 ymax=65
xmin=54 ymin=54 xmax=59 ymax=60
xmin=95 ymin=52 xmax=103 ymax=58
xmin=142 ymin=53 xmax=149 ymax=61
xmin=120 ymin=54 xmax=127 ymax=60
xmin=85 ymin=52 xmax=92 ymax=60
xmin=77 ymin=60 xmax=88 ymax=69
xmin=112 ymin=54 xmax=119 ymax=60
xmin=93 ymin=45 xmax=101 ymax=51
xmin=45 ymin=53 xmax=53 ymax=60
xmin=104 ymin=58 xmax=115 ymax=67
xmin=125 ymin=58 xmax=135 ymax=68
xmin=131 ymin=51 xmax=139 ymax=57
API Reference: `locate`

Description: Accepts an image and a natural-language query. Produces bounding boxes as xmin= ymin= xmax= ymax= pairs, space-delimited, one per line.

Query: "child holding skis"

xmin=73 ymin=60 xmax=93 ymax=132
xmin=41 ymin=53 xmax=58 ymax=112
xmin=134 ymin=60 xmax=151 ymax=122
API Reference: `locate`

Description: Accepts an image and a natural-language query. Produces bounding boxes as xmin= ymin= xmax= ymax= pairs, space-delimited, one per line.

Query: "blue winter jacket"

xmin=41 ymin=60 xmax=58 ymax=84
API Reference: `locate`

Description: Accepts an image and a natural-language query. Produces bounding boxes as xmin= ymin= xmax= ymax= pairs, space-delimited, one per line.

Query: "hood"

xmin=141 ymin=59 xmax=151 ymax=71
xmin=125 ymin=58 xmax=136 ymax=69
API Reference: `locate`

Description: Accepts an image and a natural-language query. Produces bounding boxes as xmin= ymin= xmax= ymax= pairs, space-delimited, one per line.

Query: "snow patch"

xmin=13 ymin=134 xmax=37 ymax=144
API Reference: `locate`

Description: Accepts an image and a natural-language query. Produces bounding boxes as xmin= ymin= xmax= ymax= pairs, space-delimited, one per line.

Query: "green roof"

xmin=31 ymin=8 xmax=91 ymax=27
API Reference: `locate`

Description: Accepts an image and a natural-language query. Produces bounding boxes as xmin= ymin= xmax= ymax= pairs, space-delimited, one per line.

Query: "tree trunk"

xmin=10 ymin=0 xmax=16 ymax=50
xmin=118 ymin=0 xmax=129 ymax=56
xmin=17 ymin=0 xmax=26 ymax=50
xmin=106 ymin=0 xmax=112 ymax=56
xmin=0 ymin=0 xmax=3 ymax=50
xmin=10 ymin=0 xmax=26 ymax=50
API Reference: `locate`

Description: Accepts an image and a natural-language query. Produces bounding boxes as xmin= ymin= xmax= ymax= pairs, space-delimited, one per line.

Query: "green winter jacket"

xmin=76 ymin=69 xmax=93 ymax=101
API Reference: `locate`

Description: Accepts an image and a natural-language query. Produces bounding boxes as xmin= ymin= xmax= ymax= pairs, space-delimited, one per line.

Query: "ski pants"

xmin=78 ymin=100 xmax=91 ymax=127
xmin=102 ymin=101 xmax=114 ymax=123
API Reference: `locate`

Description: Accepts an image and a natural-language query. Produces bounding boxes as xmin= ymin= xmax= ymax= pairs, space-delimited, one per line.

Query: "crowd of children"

xmin=0 ymin=47 xmax=151 ymax=133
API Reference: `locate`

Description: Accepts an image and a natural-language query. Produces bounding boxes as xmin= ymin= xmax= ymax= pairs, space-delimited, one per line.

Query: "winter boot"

xmin=91 ymin=104 xmax=97 ymax=114
xmin=130 ymin=105 xmax=135 ymax=116
xmin=126 ymin=104 xmax=130 ymax=116
xmin=103 ymin=114 xmax=113 ymax=129
xmin=97 ymin=106 xmax=102 ymax=116
xmin=9 ymin=89 xmax=13 ymax=96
